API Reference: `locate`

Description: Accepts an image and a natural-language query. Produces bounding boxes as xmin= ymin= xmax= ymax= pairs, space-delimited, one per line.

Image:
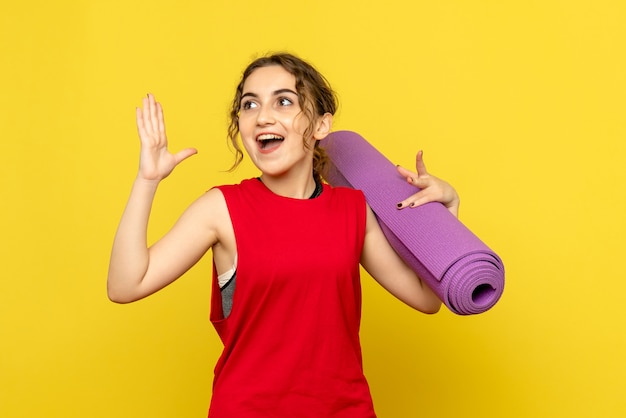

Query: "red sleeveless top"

xmin=209 ymin=179 xmax=376 ymax=417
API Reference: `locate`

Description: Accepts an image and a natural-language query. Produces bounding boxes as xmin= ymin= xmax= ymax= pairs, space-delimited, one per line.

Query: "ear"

xmin=313 ymin=113 xmax=333 ymax=140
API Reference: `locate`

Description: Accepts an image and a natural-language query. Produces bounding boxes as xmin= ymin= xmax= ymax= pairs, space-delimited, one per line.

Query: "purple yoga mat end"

xmin=321 ymin=130 xmax=505 ymax=315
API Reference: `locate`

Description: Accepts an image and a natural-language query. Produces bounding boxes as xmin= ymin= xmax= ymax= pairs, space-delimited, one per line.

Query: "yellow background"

xmin=1 ymin=1 xmax=624 ymax=417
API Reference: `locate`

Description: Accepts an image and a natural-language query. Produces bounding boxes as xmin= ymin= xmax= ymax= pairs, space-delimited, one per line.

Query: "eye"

xmin=278 ymin=97 xmax=293 ymax=106
xmin=241 ymin=100 xmax=257 ymax=110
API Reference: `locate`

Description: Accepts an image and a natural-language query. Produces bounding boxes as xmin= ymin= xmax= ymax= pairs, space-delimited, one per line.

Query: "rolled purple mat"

xmin=320 ymin=131 xmax=505 ymax=315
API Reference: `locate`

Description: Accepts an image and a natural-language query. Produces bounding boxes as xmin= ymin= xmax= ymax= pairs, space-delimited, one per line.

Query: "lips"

xmin=256 ymin=133 xmax=285 ymax=151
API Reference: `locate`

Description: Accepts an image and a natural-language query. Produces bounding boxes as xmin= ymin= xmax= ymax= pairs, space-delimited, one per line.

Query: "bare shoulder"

xmin=192 ymin=187 xmax=228 ymax=210
xmin=183 ymin=187 xmax=230 ymax=235
xmin=190 ymin=187 xmax=236 ymax=270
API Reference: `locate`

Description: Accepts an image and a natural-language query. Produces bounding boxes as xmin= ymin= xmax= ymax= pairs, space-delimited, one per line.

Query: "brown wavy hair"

xmin=227 ymin=53 xmax=337 ymax=183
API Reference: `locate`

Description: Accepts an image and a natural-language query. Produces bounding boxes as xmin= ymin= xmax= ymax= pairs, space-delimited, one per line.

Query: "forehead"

xmin=242 ymin=65 xmax=297 ymax=94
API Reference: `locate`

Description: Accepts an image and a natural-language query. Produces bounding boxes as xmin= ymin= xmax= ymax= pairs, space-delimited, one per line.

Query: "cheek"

xmin=291 ymin=113 xmax=311 ymax=136
xmin=238 ymin=117 xmax=254 ymax=137
xmin=240 ymin=135 xmax=257 ymax=158
xmin=237 ymin=122 xmax=256 ymax=156
xmin=237 ymin=118 xmax=246 ymax=133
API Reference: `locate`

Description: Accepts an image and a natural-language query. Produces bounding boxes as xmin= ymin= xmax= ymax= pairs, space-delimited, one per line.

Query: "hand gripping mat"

xmin=320 ymin=131 xmax=505 ymax=315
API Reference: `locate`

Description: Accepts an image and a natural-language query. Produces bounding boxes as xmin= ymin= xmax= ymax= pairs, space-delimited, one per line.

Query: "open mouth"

xmin=257 ymin=134 xmax=285 ymax=150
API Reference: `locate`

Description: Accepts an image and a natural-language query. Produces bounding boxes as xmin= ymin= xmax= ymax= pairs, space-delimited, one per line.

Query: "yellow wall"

xmin=1 ymin=1 xmax=624 ymax=417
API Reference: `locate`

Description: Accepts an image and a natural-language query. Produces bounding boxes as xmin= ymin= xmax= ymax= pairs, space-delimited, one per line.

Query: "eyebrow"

xmin=241 ymin=88 xmax=298 ymax=100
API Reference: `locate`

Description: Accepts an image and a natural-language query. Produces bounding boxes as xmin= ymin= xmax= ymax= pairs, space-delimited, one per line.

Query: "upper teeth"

xmin=258 ymin=134 xmax=283 ymax=141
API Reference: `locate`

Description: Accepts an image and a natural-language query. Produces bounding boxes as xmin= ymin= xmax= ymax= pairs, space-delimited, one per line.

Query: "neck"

xmin=259 ymin=170 xmax=318 ymax=199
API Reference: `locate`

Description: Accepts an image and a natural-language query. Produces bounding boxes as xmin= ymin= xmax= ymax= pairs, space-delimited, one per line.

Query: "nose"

xmin=256 ymin=105 xmax=275 ymax=126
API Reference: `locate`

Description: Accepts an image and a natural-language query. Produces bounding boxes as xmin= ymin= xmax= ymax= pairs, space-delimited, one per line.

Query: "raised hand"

xmin=136 ymin=94 xmax=197 ymax=181
xmin=395 ymin=151 xmax=460 ymax=217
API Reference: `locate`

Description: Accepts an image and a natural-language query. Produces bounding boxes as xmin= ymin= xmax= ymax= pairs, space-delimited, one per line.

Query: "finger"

xmin=157 ymin=102 xmax=166 ymax=138
xmin=142 ymin=96 xmax=153 ymax=137
xmin=148 ymin=94 xmax=159 ymax=136
xmin=407 ymin=175 xmax=432 ymax=190
xmin=136 ymin=107 xmax=147 ymax=138
xmin=396 ymin=164 xmax=417 ymax=182
xmin=173 ymin=148 xmax=198 ymax=165
xmin=396 ymin=190 xmax=436 ymax=210
xmin=397 ymin=164 xmax=433 ymax=191
xmin=415 ymin=150 xmax=428 ymax=177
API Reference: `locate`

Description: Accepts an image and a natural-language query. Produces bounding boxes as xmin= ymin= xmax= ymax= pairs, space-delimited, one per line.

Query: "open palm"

xmin=135 ymin=94 xmax=197 ymax=181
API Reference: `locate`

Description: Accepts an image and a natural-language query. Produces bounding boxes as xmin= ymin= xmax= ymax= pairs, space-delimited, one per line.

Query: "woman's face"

xmin=238 ymin=65 xmax=315 ymax=178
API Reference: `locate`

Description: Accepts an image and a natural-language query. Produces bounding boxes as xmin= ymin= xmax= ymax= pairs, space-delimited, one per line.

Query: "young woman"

xmin=107 ymin=53 xmax=459 ymax=417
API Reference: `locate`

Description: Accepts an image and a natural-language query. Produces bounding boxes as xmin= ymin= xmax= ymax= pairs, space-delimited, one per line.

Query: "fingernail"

xmin=396 ymin=202 xmax=402 ymax=208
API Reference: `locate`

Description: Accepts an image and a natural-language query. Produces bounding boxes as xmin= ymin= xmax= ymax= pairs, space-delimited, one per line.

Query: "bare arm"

xmin=107 ymin=94 xmax=217 ymax=303
xmin=360 ymin=151 xmax=460 ymax=314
